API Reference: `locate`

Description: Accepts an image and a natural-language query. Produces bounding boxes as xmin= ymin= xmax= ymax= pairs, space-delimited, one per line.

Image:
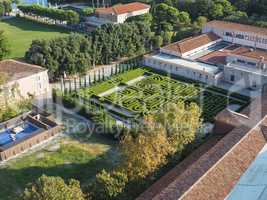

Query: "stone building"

xmin=0 ymin=59 xmax=50 ymax=99
xmin=203 ymin=20 xmax=267 ymax=50
xmin=143 ymin=20 xmax=267 ymax=90
xmin=86 ymin=2 xmax=150 ymax=27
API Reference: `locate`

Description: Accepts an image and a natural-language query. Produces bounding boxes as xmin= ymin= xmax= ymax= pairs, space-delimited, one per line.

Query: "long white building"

xmin=86 ymin=2 xmax=150 ymax=27
xmin=144 ymin=20 xmax=267 ymax=90
xmin=203 ymin=20 xmax=267 ymax=51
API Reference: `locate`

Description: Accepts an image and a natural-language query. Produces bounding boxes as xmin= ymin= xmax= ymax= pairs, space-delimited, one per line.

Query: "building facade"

xmin=0 ymin=59 xmax=50 ymax=99
xmin=143 ymin=54 xmax=223 ymax=85
xmin=144 ymin=20 xmax=267 ymax=90
xmin=87 ymin=2 xmax=150 ymax=27
xmin=203 ymin=20 xmax=267 ymax=51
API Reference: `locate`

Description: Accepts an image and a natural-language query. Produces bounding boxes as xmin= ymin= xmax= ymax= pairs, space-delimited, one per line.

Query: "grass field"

xmin=0 ymin=134 xmax=119 ymax=200
xmin=0 ymin=17 xmax=69 ymax=59
xmin=77 ymin=68 xmax=249 ymax=122
xmin=0 ymin=111 xmax=119 ymax=200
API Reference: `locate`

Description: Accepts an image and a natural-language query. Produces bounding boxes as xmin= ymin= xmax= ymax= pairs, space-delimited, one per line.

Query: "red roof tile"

xmin=231 ymin=47 xmax=267 ymax=61
xmin=206 ymin=20 xmax=267 ymax=37
xmin=161 ymin=33 xmax=220 ymax=55
xmin=95 ymin=2 xmax=150 ymax=15
xmin=137 ymin=92 xmax=267 ymax=200
xmin=198 ymin=50 xmax=227 ymax=65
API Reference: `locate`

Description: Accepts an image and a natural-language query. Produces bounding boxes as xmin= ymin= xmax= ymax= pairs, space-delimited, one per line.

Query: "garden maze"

xmin=75 ymin=68 xmax=249 ymax=123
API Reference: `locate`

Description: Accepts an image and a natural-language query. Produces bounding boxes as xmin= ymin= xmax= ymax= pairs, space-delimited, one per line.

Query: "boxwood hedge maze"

xmin=65 ymin=68 xmax=249 ymax=123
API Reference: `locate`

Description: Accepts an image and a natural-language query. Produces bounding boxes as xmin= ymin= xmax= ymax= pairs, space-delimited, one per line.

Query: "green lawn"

xmin=0 ymin=17 xmax=69 ymax=59
xmin=79 ymin=68 xmax=147 ymax=97
xmin=0 ymin=133 xmax=119 ymax=200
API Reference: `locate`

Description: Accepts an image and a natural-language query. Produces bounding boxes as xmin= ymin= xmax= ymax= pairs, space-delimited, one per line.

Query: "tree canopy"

xmin=0 ymin=30 xmax=10 ymax=61
xmin=154 ymin=101 xmax=202 ymax=151
xmin=88 ymin=170 xmax=128 ymax=200
xmin=26 ymin=21 xmax=153 ymax=77
xmin=21 ymin=175 xmax=85 ymax=200
xmin=120 ymin=121 xmax=174 ymax=180
xmin=0 ymin=0 xmax=11 ymax=16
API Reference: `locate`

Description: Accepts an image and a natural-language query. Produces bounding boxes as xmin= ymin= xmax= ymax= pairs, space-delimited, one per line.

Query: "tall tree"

xmin=153 ymin=3 xmax=180 ymax=33
xmin=120 ymin=117 xmax=174 ymax=180
xmin=154 ymin=101 xmax=202 ymax=152
xmin=89 ymin=170 xmax=128 ymax=200
xmin=21 ymin=175 xmax=85 ymax=200
xmin=0 ymin=30 xmax=10 ymax=60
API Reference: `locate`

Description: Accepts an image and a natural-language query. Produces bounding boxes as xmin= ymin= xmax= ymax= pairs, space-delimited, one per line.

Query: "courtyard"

xmin=70 ymin=67 xmax=250 ymax=123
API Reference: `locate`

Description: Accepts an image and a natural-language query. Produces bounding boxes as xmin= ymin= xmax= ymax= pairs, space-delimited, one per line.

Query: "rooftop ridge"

xmin=161 ymin=32 xmax=221 ymax=55
xmin=96 ymin=2 xmax=150 ymax=15
xmin=206 ymin=20 xmax=267 ymax=37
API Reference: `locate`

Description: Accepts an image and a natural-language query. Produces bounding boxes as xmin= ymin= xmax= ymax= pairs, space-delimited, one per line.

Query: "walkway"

xmin=98 ymin=75 xmax=147 ymax=97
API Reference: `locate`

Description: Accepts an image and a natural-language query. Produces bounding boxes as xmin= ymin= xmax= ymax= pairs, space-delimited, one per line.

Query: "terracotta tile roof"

xmin=95 ymin=2 xmax=150 ymax=15
xmin=198 ymin=50 xmax=227 ymax=65
xmin=197 ymin=45 xmax=267 ymax=65
xmin=137 ymin=121 xmax=267 ymax=200
xmin=137 ymin=92 xmax=267 ymax=200
xmin=136 ymin=135 xmax=223 ymax=200
xmin=179 ymin=122 xmax=267 ymax=200
xmin=206 ymin=20 xmax=267 ymax=37
xmin=161 ymin=33 xmax=221 ymax=55
xmin=231 ymin=47 xmax=267 ymax=61
xmin=0 ymin=59 xmax=46 ymax=82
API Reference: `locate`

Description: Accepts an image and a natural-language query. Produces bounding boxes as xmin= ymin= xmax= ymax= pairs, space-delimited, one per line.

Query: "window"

xmin=230 ymin=75 xmax=235 ymax=82
xmin=247 ymin=62 xmax=256 ymax=66
xmin=225 ymin=32 xmax=233 ymax=37
xmin=236 ymin=34 xmax=244 ymax=39
xmin=252 ymin=81 xmax=257 ymax=88
xmin=237 ymin=59 xmax=245 ymax=64
xmin=199 ymin=74 xmax=202 ymax=79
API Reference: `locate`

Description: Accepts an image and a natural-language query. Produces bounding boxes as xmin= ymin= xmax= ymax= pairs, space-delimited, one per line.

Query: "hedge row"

xmin=18 ymin=4 xmax=80 ymax=24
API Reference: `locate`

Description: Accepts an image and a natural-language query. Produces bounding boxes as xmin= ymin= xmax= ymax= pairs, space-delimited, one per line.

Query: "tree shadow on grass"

xmin=0 ymin=148 xmax=117 ymax=200
xmin=1 ymin=17 xmax=70 ymax=33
